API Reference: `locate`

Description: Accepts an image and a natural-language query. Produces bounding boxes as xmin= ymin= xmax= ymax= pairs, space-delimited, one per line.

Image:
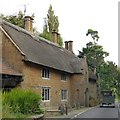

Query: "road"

xmin=72 ymin=106 xmax=119 ymax=120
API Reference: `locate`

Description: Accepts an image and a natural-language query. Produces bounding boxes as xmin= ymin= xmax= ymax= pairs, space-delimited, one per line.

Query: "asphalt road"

xmin=72 ymin=106 xmax=119 ymax=120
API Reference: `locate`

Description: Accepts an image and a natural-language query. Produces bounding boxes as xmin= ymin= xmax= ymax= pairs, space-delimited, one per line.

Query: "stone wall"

xmin=2 ymin=31 xmax=24 ymax=73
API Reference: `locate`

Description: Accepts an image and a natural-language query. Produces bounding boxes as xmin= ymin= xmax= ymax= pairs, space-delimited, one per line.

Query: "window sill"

xmin=61 ymin=99 xmax=67 ymax=101
xmin=42 ymin=77 xmax=50 ymax=80
xmin=61 ymin=80 xmax=67 ymax=82
xmin=42 ymin=100 xmax=50 ymax=102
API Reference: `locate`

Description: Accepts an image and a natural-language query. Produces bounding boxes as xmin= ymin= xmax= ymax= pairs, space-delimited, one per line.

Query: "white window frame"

xmin=42 ymin=67 xmax=50 ymax=80
xmin=41 ymin=87 xmax=51 ymax=102
xmin=61 ymin=89 xmax=68 ymax=101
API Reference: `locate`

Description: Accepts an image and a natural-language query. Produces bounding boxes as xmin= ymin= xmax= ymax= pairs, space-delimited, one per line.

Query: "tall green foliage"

xmin=2 ymin=89 xmax=43 ymax=115
xmin=78 ymin=29 xmax=119 ymax=97
xmin=99 ymin=62 xmax=118 ymax=90
xmin=81 ymin=29 xmax=109 ymax=72
xmin=0 ymin=11 xmax=35 ymax=31
xmin=0 ymin=11 xmax=25 ymax=28
xmin=86 ymin=29 xmax=99 ymax=43
xmin=116 ymin=67 xmax=120 ymax=98
xmin=40 ymin=4 xmax=63 ymax=46
xmin=47 ymin=5 xmax=59 ymax=32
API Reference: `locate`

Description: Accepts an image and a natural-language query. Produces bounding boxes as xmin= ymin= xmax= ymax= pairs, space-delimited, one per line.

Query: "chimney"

xmin=24 ymin=16 xmax=34 ymax=33
xmin=68 ymin=41 xmax=73 ymax=52
xmin=52 ymin=30 xmax=59 ymax=44
xmin=64 ymin=41 xmax=73 ymax=52
xmin=65 ymin=41 xmax=68 ymax=50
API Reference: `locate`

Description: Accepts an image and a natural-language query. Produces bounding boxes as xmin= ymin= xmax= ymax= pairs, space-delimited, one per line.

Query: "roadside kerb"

xmin=71 ymin=107 xmax=94 ymax=119
xmin=45 ymin=107 xmax=94 ymax=118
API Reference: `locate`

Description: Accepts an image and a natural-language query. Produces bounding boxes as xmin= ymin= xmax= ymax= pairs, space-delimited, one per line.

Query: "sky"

xmin=0 ymin=0 xmax=119 ymax=65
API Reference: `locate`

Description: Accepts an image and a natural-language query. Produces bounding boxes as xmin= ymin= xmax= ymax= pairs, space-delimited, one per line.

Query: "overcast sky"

xmin=0 ymin=0 xmax=118 ymax=65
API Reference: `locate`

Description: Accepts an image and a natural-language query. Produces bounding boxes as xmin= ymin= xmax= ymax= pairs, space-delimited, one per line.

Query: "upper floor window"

xmin=42 ymin=67 xmax=50 ymax=79
xmin=61 ymin=72 xmax=67 ymax=81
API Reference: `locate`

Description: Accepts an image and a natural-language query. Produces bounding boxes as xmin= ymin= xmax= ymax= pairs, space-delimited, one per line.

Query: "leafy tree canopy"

xmin=0 ymin=11 xmax=35 ymax=31
xmin=0 ymin=11 xmax=25 ymax=28
xmin=78 ymin=29 xmax=119 ymax=97
xmin=39 ymin=4 xmax=63 ymax=46
xmin=86 ymin=29 xmax=99 ymax=43
xmin=79 ymin=29 xmax=109 ymax=73
xmin=99 ymin=61 xmax=118 ymax=90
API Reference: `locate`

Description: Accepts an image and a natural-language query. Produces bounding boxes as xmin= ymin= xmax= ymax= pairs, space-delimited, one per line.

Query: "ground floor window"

xmin=61 ymin=89 xmax=68 ymax=100
xmin=42 ymin=87 xmax=50 ymax=101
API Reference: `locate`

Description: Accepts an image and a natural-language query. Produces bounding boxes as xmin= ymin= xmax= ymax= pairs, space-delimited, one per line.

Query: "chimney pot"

xmin=24 ymin=16 xmax=34 ymax=33
xmin=65 ymin=41 xmax=73 ymax=52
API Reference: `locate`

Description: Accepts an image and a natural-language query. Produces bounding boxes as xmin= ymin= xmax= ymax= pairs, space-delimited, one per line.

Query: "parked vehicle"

xmin=100 ymin=90 xmax=115 ymax=108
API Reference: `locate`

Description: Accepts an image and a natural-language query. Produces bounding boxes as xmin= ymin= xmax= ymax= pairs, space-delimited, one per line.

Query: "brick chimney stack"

xmin=65 ymin=41 xmax=73 ymax=52
xmin=68 ymin=41 xmax=73 ymax=52
xmin=52 ymin=30 xmax=59 ymax=44
xmin=24 ymin=16 xmax=34 ymax=33
xmin=65 ymin=41 xmax=68 ymax=50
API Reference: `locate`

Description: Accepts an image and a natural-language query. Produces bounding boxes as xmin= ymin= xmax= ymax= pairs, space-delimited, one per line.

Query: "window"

xmin=42 ymin=67 xmax=50 ymax=79
xmin=61 ymin=72 xmax=67 ymax=81
xmin=61 ymin=89 xmax=68 ymax=100
xmin=42 ymin=87 xmax=50 ymax=101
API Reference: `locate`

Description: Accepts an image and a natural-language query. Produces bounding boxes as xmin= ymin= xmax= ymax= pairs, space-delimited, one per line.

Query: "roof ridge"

xmin=1 ymin=19 xmax=63 ymax=49
xmin=33 ymin=35 xmax=63 ymax=49
xmin=2 ymin=19 xmax=32 ymax=36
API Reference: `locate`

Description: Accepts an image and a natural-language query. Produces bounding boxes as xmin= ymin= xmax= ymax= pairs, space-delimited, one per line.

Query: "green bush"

xmin=0 ymin=90 xmax=2 ymax=119
xmin=2 ymin=89 xmax=43 ymax=115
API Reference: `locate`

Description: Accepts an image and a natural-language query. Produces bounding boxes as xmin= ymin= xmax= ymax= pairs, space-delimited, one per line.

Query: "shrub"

xmin=2 ymin=89 xmax=43 ymax=115
xmin=0 ymin=90 xmax=2 ymax=119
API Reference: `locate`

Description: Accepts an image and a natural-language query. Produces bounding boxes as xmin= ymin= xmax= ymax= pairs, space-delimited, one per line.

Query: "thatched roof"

xmin=1 ymin=19 xmax=84 ymax=73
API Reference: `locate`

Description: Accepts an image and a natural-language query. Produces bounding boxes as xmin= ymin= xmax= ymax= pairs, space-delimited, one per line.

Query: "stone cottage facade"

xmin=0 ymin=17 xmax=97 ymax=108
xmin=88 ymin=70 xmax=98 ymax=106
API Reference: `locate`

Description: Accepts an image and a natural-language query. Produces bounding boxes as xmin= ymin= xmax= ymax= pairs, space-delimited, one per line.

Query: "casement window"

xmin=42 ymin=87 xmax=50 ymax=101
xmin=61 ymin=89 xmax=68 ymax=100
xmin=42 ymin=67 xmax=50 ymax=79
xmin=61 ymin=72 xmax=67 ymax=81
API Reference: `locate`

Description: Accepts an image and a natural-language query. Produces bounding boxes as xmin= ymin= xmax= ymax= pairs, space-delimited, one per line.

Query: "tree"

xmin=86 ymin=29 xmax=99 ymax=43
xmin=47 ymin=5 xmax=59 ymax=32
xmin=0 ymin=11 xmax=35 ymax=31
xmin=99 ymin=61 xmax=118 ymax=90
xmin=0 ymin=11 xmax=25 ymax=28
xmin=80 ymin=29 xmax=109 ymax=73
xmin=79 ymin=29 xmax=120 ymax=97
xmin=99 ymin=61 xmax=120 ymax=98
xmin=116 ymin=67 xmax=120 ymax=98
xmin=39 ymin=4 xmax=63 ymax=46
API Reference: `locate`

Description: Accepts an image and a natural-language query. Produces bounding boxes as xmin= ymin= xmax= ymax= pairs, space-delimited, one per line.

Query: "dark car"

xmin=100 ymin=90 xmax=115 ymax=108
